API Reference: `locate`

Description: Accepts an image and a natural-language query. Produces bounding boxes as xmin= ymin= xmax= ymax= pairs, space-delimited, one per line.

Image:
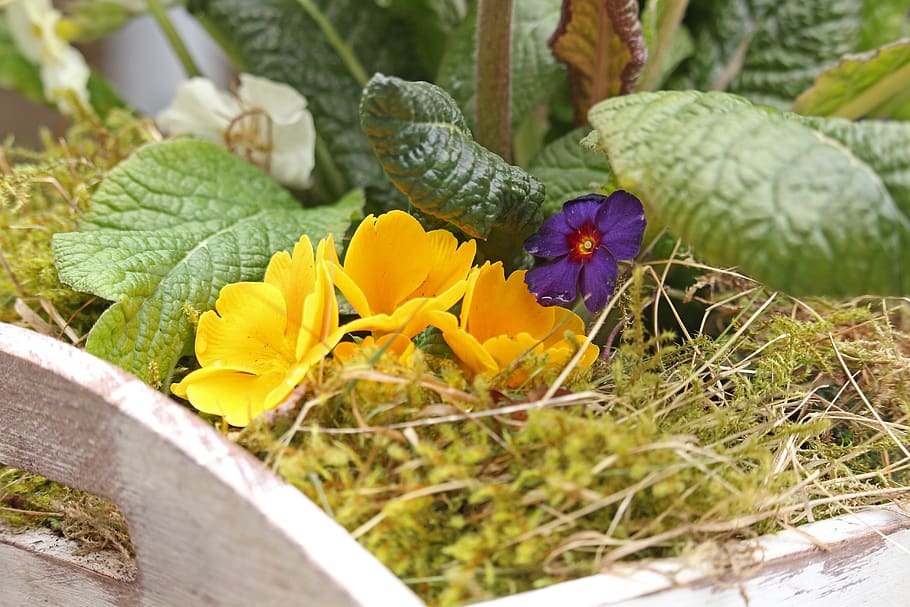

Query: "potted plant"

xmin=1 ymin=0 xmax=908 ymax=605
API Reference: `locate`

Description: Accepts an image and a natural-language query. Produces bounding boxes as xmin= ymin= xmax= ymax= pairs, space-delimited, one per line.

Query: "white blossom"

xmin=156 ymin=74 xmax=317 ymax=190
xmin=4 ymin=0 xmax=90 ymax=113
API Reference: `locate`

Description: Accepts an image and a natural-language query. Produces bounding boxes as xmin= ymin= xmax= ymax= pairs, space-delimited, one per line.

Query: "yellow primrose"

xmin=333 ymin=333 xmax=416 ymax=366
xmin=171 ymin=235 xmax=343 ymax=426
xmin=429 ymin=262 xmax=598 ymax=386
xmin=332 ymin=210 xmax=476 ymax=339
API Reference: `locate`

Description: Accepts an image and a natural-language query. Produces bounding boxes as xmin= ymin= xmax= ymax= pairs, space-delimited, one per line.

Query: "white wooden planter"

xmin=1 ymin=321 xmax=908 ymax=606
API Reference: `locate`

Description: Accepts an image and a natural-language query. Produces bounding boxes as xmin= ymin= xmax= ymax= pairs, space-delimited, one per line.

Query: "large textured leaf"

xmin=188 ymin=0 xmax=421 ymax=210
xmin=550 ymin=0 xmax=647 ymax=121
xmin=435 ymin=0 xmax=566 ymax=129
xmin=360 ymin=74 xmax=544 ymax=242
xmin=528 ymin=127 xmax=612 ymax=216
xmin=52 ymin=140 xmax=362 ymax=384
xmin=859 ymin=0 xmax=910 ymax=51
xmin=792 ymin=39 xmax=910 ymax=119
xmin=680 ymin=0 xmax=864 ymax=109
xmin=587 ymin=90 xmax=910 ymax=296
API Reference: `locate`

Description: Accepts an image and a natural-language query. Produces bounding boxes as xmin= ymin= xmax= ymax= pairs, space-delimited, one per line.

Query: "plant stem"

xmin=147 ymin=0 xmax=202 ymax=78
xmin=474 ymin=0 xmax=513 ymax=163
xmin=295 ymin=0 xmax=369 ymax=88
xmin=638 ymin=0 xmax=689 ymax=91
xmin=313 ymin=134 xmax=346 ymax=202
xmin=835 ymin=60 xmax=910 ymax=119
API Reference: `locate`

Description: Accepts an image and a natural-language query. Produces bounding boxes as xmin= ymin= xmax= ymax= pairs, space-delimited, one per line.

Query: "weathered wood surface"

xmin=0 ymin=322 xmax=424 ymax=607
xmin=0 ymin=321 xmax=908 ymax=607
xmin=476 ymin=506 xmax=910 ymax=607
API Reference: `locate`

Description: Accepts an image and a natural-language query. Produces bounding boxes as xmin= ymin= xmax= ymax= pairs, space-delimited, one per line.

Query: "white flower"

xmin=156 ymin=74 xmax=317 ymax=190
xmin=4 ymin=0 xmax=90 ymax=114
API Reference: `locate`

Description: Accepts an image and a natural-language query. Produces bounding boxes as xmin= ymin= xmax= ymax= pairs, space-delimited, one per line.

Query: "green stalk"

xmin=474 ymin=0 xmax=513 ymax=163
xmin=834 ymin=61 xmax=910 ymax=120
xmin=295 ymin=0 xmax=369 ymax=88
xmin=637 ymin=0 xmax=689 ymax=91
xmin=147 ymin=0 xmax=202 ymax=78
xmin=313 ymin=134 xmax=347 ymax=202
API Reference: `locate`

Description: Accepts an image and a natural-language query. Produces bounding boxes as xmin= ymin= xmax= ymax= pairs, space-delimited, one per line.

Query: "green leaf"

xmin=792 ymin=39 xmax=910 ymax=119
xmin=859 ymin=0 xmax=910 ymax=51
xmin=436 ymin=0 xmax=566 ymax=129
xmin=86 ymin=72 xmax=128 ymax=119
xmin=638 ymin=0 xmax=692 ymax=91
xmin=681 ymin=0 xmax=864 ymax=109
xmin=786 ymin=113 xmax=910 ymax=209
xmin=188 ymin=0 xmax=421 ymax=210
xmin=528 ymin=127 xmax=612 ymax=216
xmin=549 ymin=0 xmax=648 ymax=121
xmin=0 ymin=17 xmax=47 ymax=104
xmin=52 ymin=140 xmax=361 ymax=384
xmin=587 ymin=90 xmax=910 ymax=296
xmin=360 ymin=74 xmax=544 ymax=242
xmin=379 ymin=0 xmax=468 ymax=75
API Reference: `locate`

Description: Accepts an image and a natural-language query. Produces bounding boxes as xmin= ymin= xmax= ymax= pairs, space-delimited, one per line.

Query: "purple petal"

xmin=595 ymin=190 xmax=646 ymax=260
xmin=578 ymin=248 xmax=618 ymax=313
xmin=562 ymin=195 xmax=608 ymax=231
xmin=525 ymin=259 xmax=581 ymax=307
xmin=524 ymin=211 xmax=572 ymax=257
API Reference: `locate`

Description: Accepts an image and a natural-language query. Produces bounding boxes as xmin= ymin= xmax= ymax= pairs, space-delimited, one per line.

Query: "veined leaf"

xmin=792 ymin=39 xmax=910 ymax=119
xmin=681 ymin=0 xmax=864 ymax=109
xmin=528 ymin=126 xmax=612 ymax=215
xmin=550 ymin=0 xmax=647 ymax=122
xmin=52 ymin=140 xmax=361 ymax=384
xmin=188 ymin=0 xmax=420 ymax=210
xmin=435 ymin=0 xmax=566 ymax=129
xmin=360 ymin=74 xmax=544 ymax=242
xmin=588 ymin=90 xmax=910 ymax=296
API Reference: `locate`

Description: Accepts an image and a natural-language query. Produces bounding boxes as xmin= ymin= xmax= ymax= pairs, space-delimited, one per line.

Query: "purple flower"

xmin=524 ymin=191 xmax=646 ymax=313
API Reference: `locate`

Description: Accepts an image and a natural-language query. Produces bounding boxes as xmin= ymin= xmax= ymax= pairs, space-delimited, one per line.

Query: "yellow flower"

xmin=332 ymin=333 xmax=416 ymax=366
xmin=332 ymin=210 xmax=476 ymax=339
xmin=429 ymin=262 xmax=598 ymax=386
xmin=171 ymin=235 xmax=343 ymax=426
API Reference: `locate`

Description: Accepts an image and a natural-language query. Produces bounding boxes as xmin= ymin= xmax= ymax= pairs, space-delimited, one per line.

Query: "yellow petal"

xmin=483 ymin=333 xmax=542 ymax=371
xmin=463 ymin=264 xmax=554 ymax=342
xmin=194 ymin=282 xmax=293 ymax=373
xmin=171 ymin=365 xmax=289 ymax=427
xmin=296 ymin=261 xmax=342 ymax=359
xmin=264 ymin=235 xmax=316 ymax=337
xmin=316 ymin=233 xmax=339 ymax=265
xmin=342 ymin=211 xmax=433 ymax=314
xmin=332 ymin=333 xmax=415 ymax=365
xmin=550 ymin=337 xmax=600 ymax=369
xmin=332 ymin=262 xmax=374 ymax=318
xmin=409 ymin=230 xmax=476 ymax=299
xmin=429 ymin=310 xmax=499 ymax=377
xmin=342 ymin=278 xmax=467 ymax=339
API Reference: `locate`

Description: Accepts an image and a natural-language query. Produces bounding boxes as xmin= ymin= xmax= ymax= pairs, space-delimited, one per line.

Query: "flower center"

xmin=567 ymin=222 xmax=601 ymax=263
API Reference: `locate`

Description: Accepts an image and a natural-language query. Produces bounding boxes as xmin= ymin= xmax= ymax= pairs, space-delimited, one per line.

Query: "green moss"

xmin=0 ymin=468 xmax=133 ymax=557
xmin=231 ymin=277 xmax=910 ymax=606
xmin=0 ymin=109 xmax=154 ymax=336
